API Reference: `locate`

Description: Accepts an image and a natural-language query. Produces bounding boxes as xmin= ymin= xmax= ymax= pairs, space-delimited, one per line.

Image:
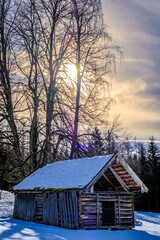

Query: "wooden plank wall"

xmin=59 ymin=191 xmax=79 ymax=229
xmin=13 ymin=193 xmax=36 ymax=221
xmin=43 ymin=192 xmax=58 ymax=225
xmin=79 ymin=192 xmax=134 ymax=229
xmin=13 ymin=191 xmax=79 ymax=228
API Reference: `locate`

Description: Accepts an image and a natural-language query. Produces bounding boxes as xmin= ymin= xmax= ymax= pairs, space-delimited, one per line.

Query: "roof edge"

xmin=117 ymin=153 xmax=148 ymax=193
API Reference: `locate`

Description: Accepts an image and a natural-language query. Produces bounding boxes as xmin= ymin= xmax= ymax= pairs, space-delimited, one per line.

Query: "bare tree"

xmin=14 ymin=0 xmax=44 ymax=170
xmin=0 ymin=0 xmax=25 ymax=177
xmin=68 ymin=0 xmax=121 ymax=158
xmin=34 ymin=0 xmax=73 ymax=163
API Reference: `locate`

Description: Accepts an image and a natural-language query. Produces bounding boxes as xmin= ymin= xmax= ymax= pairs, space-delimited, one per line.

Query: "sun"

xmin=67 ymin=64 xmax=77 ymax=80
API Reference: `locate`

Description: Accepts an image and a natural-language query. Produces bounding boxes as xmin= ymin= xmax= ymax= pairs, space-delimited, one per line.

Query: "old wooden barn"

xmin=13 ymin=152 xmax=148 ymax=230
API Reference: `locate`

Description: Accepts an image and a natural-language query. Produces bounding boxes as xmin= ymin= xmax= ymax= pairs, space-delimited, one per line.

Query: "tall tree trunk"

xmin=0 ymin=0 xmax=24 ymax=178
xmin=29 ymin=87 xmax=38 ymax=170
xmin=45 ymin=22 xmax=55 ymax=164
xmin=70 ymin=5 xmax=81 ymax=159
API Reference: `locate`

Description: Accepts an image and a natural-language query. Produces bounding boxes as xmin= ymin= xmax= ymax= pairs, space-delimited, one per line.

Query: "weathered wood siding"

xmin=13 ymin=190 xmax=79 ymax=229
xmin=43 ymin=192 xmax=58 ymax=225
xmin=59 ymin=191 xmax=79 ymax=228
xmin=79 ymin=192 xmax=134 ymax=229
xmin=13 ymin=193 xmax=36 ymax=221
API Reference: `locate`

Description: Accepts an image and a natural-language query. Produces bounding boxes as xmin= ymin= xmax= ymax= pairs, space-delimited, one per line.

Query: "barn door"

xmin=102 ymin=201 xmax=115 ymax=226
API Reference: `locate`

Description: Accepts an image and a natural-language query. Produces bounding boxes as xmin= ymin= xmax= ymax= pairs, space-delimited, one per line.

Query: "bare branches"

xmin=0 ymin=0 xmax=121 ymax=183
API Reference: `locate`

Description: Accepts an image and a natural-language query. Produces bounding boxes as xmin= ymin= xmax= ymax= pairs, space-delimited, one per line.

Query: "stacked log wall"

xmin=79 ymin=192 xmax=134 ymax=229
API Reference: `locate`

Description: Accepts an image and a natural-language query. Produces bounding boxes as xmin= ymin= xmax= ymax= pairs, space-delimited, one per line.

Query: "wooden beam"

xmin=117 ymin=153 xmax=148 ymax=193
xmin=109 ymin=166 xmax=129 ymax=192
xmin=102 ymin=174 xmax=118 ymax=191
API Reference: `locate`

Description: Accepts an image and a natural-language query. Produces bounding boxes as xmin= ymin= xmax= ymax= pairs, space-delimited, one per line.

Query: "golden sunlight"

xmin=67 ymin=64 xmax=77 ymax=80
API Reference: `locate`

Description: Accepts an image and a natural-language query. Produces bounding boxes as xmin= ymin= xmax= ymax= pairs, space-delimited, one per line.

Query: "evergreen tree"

xmin=146 ymin=137 xmax=160 ymax=212
xmin=139 ymin=143 xmax=147 ymax=180
xmin=148 ymin=136 xmax=158 ymax=167
xmin=78 ymin=127 xmax=105 ymax=157
xmin=105 ymin=129 xmax=117 ymax=154
xmin=90 ymin=127 xmax=105 ymax=156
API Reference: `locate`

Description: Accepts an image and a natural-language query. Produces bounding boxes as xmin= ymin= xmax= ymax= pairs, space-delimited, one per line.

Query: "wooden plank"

xmin=120 ymin=203 xmax=132 ymax=207
xmin=59 ymin=192 xmax=63 ymax=227
xmin=99 ymin=197 xmax=118 ymax=201
xmin=81 ymin=198 xmax=97 ymax=202
xmin=82 ymin=207 xmax=99 ymax=212
xmin=81 ymin=214 xmax=97 ymax=220
xmin=69 ymin=191 xmax=74 ymax=228
xmin=75 ymin=191 xmax=79 ymax=229
xmin=117 ymin=210 xmax=132 ymax=214
xmin=81 ymin=202 xmax=97 ymax=206
xmin=63 ymin=192 xmax=67 ymax=228
xmin=66 ymin=192 xmax=71 ymax=228
xmin=116 ymin=171 xmax=128 ymax=175
xmin=120 ymin=199 xmax=132 ymax=203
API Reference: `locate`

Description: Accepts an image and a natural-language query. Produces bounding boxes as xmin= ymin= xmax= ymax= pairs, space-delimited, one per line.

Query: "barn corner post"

xmin=118 ymin=195 xmax=121 ymax=227
xmin=132 ymin=192 xmax=135 ymax=227
xmin=96 ymin=193 xmax=100 ymax=229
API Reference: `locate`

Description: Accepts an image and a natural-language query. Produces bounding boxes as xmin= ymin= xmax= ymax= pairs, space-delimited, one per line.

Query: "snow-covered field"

xmin=0 ymin=191 xmax=160 ymax=240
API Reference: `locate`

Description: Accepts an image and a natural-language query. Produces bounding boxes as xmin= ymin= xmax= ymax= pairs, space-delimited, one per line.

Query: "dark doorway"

xmin=102 ymin=201 xmax=115 ymax=226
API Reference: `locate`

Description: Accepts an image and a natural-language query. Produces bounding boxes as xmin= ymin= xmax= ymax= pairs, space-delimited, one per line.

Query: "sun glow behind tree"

xmin=67 ymin=64 xmax=77 ymax=80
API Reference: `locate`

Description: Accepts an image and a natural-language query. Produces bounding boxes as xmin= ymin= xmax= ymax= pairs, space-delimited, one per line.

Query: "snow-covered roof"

xmin=14 ymin=154 xmax=114 ymax=190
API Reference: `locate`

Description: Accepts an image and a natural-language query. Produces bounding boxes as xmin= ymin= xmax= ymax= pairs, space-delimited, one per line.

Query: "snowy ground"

xmin=0 ymin=191 xmax=160 ymax=240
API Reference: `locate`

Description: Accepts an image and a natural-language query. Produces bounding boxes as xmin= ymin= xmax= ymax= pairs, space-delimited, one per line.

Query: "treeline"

xmin=0 ymin=0 xmax=121 ymax=184
xmin=135 ymin=137 xmax=160 ymax=213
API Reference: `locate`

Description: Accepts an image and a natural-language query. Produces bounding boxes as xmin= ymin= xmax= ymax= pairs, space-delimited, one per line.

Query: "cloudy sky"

xmin=102 ymin=0 xmax=160 ymax=140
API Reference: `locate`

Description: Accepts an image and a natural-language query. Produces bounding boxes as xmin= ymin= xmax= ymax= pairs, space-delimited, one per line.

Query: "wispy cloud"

xmin=102 ymin=0 xmax=160 ymax=139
